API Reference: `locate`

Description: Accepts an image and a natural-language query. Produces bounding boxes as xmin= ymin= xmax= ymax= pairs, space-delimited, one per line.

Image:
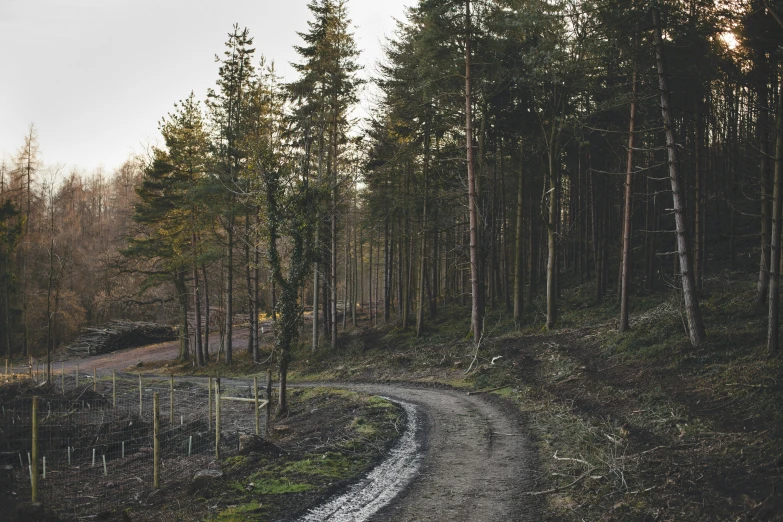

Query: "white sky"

xmin=0 ymin=0 xmax=412 ymax=174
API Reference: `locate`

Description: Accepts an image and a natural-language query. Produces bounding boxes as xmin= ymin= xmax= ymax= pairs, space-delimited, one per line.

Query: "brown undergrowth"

xmin=292 ymin=269 xmax=783 ymax=521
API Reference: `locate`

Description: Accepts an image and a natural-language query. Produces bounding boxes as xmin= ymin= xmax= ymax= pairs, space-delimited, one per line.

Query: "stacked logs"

xmin=66 ymin=321 xmax=177 ymax=356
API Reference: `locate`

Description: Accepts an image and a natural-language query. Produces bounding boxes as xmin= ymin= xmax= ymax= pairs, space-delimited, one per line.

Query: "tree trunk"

xmin=245 ymin=213 xmax=254 ymax=357
xmin=694 ymin=103 xmax=705 ymax=291
xmin=343 ymin=216 xmax=350 ymax=330
xmin=416 ymin=166 xmax=428 ymax=337
xmin=312 ymin=226 xmax=320 ymax=351
xmin=758 ymin=55 xmax=772 ymax=306
xmin=224 ymin=221 xmax=233 ymax=363
xmin=546 ymin=125 xmax=559 ymax=330
xmin=175 ymin=270 xmax=191 ymax=361
xmin=513 ymin=145 xmax=525 ymax=322
xmin=192 ymin=227 xmax=204 ymax=366
xmin=253 ymin=211 xmax=260 ymax=362
xmin=202 ymin=263 xmax=210 ymax=361
xmin=620 ymin=70 xmax=637 ymax=332
xmin=465 ymin=0 xmax=482 ymax=344
xmin=528 ymin=177 xmax=538 ymax=307
xmin=767 ymin=66 xmax=783 ymax=353
xmin=653 ymin=7 xmax=706 ymax=347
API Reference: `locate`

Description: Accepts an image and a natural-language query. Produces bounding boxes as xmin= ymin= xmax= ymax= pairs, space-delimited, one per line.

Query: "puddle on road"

xmin=297 ymin=398 xmax=422 ymax=522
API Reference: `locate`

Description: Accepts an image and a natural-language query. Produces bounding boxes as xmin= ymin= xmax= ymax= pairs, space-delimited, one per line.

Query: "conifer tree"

xmin=289 ymin=0 xmax=360 ymax=350
xmin=207 ymin=25 xmax=256 ymax=363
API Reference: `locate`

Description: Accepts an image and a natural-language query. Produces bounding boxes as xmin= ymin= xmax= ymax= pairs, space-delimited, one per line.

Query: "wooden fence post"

xmin=112 ymin=370 xmax=116 ymax=408
xmin=215 ymin=378 xmax=221 ymax=459
xmin=61 ymin=364 xmax=64 ymax=394
xmin=254 ymin=376 xmax=259 ymax=436
xmin=31 ymin=396 xmax=39 ymax=503
xmin=93 ymin=367 xmax=97 ymax=392
xmin=138 ymin=373 xmax=143 ymax=417
xmin=75 ymin=364 xmax=79 ymax=388
xmin=208 ymin=377 xmax=213 ymax=431
xmin=153 ymin=392 xmax=160 ymax=489
xmin=265 ymin=369 xmax=272 ymax=437
xmin=169 ymin=375 xmax=174 ymax=425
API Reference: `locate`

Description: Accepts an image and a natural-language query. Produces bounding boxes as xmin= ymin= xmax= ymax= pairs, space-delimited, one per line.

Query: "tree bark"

xmin=202 ymin=263 xmax=210 ymax=361
xmin=694 ymin=103 xmax=705 ymax=291
xmin=620 ymin=70 xmax=637 ymax=332
xmin=312 ymin=226 xmax=320 ymax=351
xmin=758 ymin=54 xmax=771 ymax=306
xmin=416 ymin=149 xmax=429 ymax=337
xmin=192 ymin=226 xmax=204 ymax=366
xmin=224 ymin=220 xmax=233 ymax=363
xmin=546 ymin=123 xmax=560 ymax=329
xmin=653 ymin=7 xmax=706 ymax=347
xmin=767 ymin=66 xmax=783 ymax=353
xmin=513 ymin=145 xmax=525 ymax=322
xmin=175 ymin=269 xmax=191 ymax=361
xmin=465 ymin=0 xmax=482 ymax=344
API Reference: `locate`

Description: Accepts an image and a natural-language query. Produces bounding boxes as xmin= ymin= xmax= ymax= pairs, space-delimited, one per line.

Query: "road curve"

xmin=303 ymin=383 xmax=540 ymax=522
xmin=54 ymin=337 xmax=540 ymax=521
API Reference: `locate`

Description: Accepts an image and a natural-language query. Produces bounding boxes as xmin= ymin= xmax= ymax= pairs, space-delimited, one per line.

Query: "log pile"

xmin=66 ymin=321 xmax=177 ymax=356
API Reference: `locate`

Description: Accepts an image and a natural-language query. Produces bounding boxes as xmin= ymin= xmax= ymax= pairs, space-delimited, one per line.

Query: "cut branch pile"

xmin=65 ymin=321 xmax=177 ymax=356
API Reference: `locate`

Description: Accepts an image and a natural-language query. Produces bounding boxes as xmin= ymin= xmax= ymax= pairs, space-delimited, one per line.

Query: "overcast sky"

xmin=0 ymin=0 xmax=412 ymax=174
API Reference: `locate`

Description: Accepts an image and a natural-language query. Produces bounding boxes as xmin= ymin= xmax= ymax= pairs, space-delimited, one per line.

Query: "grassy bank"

xmin=288 ymin=270 xmax=782 ymax=521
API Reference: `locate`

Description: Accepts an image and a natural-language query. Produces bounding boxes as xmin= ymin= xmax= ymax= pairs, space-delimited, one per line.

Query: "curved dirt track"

xmin=311 ymin=383 xmax=540 ymax=522
xmin=59 ymin=340 xmax=540 ymax=521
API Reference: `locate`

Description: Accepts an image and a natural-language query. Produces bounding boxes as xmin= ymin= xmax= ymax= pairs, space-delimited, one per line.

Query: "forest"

xmin=1 ymin=0 xmax=782 ymax=399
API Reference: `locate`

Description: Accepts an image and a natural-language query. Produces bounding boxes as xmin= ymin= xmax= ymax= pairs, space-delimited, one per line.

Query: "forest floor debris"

xmin=291 ymin=271 xmax=783 ymax=521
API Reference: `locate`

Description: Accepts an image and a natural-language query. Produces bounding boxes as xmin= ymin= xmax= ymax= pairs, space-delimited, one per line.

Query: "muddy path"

xmin=55 ymin=341 xmax=540 ymax=521
xmin=297 ymin=383 xmax=540 ymax=522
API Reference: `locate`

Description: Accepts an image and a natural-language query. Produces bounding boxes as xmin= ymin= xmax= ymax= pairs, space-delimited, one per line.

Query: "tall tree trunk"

xmin=384 ymin=219 xmax=392 ymax=322
xmin=653 ymin=7 xmax=706 ymax=347
xmin=694 ymin=103 xmax=705 ymax=290
xmin=225 ymin=219 xmax=234 ymax=363
xmin=620 ymin=70 xmax=637 ymax=332
xmin=330 ymin=118 xmax=338 ymax=347
xmin=513 ymin=145 xmax=525 ymax=322
xmin=368 ymin=235 xmax=373 ymax=323
xmin=331 ymin=217 xmax=337 ymax=346
xmin=312 ymin=227 xmax=320 ymax=351
xmin=343 ymin=218 xmax=350 ymax=330
xmin=253 ymin=211 xmax=260 ymax=362
xmin=528 ymin=177 xmax=538 ymax=307
xmin=192 ymin=226 xmax=204 ymax=366
xmin=546 ymin=124 xmax=560 ymax=330
xmin=245 ymin=213 xmax=253 ymax=357
xmin=416 ymin=164 xmax=428 ymax=337
xmin=175 ymin=270 xmax=191 ymax=361
xmin=465 ymin=0 xmax=482 ymax=344
xmin=202 ymin=263 xmax=210 ymax=361
xmin=758 ymin=55 xmax=772 ymax=306
xmin=767 ymin=66 xmax=783 ymax=353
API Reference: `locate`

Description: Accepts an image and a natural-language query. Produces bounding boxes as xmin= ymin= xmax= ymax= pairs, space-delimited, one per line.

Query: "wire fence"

xmin=1 ymin=368 xmax=272 ymax=518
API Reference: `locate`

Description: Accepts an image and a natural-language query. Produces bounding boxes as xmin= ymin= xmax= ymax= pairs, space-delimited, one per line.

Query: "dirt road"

xmin=50 ymin=326 xmax=260 ymax=374
xmin=305 ymin=383 xmax=540 ymax=522
xmin=58 ymin=341 xmax=540 ymax=521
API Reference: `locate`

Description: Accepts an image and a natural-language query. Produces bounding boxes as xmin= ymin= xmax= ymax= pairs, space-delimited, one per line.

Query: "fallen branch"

xmin=553 ymin=451 xmax=589 ymax=466
xmin=522 ymin=470 xmax=591 ymax=496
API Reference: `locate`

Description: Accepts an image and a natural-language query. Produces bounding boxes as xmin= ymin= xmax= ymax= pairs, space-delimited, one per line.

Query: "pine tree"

xmin=289 ymin=0 xmax=360 ymax=350
xmin=207 ymin=25 xmax=256 ymax=364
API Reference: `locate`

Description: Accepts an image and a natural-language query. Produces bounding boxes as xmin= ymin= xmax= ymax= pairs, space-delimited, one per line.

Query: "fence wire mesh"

xmin=1 ymin=370 xmax=270 ymax=518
